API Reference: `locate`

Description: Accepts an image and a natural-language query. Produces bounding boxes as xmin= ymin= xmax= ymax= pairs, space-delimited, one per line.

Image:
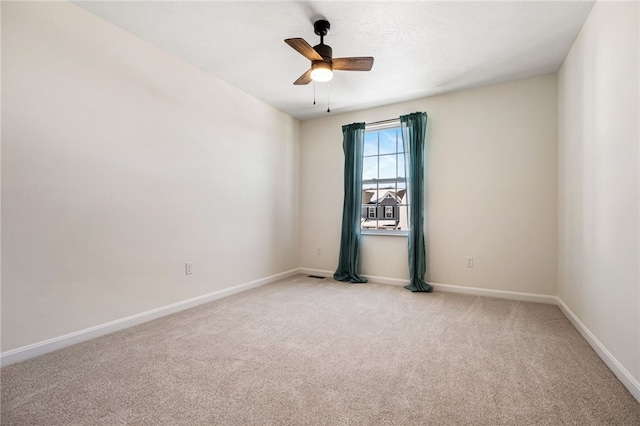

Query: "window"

xmin=384 ymin=206 xmax=394 ymax=218
xmin=361 ymin=120 xmax=409 ymax=233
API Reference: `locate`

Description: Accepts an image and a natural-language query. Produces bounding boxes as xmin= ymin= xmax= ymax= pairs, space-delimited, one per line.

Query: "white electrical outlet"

xmin=465 ymin=256 xmax=474 ymax=268
xmin=185 ymin=262 xmax=193 ymax=275
xmin=316 ymin=247 xmax=322 ymax=255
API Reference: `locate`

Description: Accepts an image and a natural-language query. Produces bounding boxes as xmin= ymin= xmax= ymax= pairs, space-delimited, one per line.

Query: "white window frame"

xmin=361 ymin=119 xmax=409 ymax=236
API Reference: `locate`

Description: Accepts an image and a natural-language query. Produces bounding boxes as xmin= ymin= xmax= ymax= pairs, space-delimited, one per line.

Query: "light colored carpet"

xmin=2 ymin=275 xmax=640 ymax=425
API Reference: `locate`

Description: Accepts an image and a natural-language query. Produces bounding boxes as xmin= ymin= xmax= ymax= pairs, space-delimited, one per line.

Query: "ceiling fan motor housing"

xmin=313 ymin=43 xmax=333 ymax=62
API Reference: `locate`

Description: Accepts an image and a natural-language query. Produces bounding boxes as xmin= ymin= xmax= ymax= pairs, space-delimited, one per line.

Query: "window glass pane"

xmin=361 ymin=123 xmax=410 ymax=232
xmin=378 ymin=154 xmax=397 ymax=179
xmin=362 ymin=156 xmax=378 ymax=181
xmin=362 ymin=182 xmax=377 ymax=192
xmin=396 ymin=182 xmax=407 ymax=203
xmin=364 ymin=132 xmax=378 ymax=156
xmin=378 ymin=129 xmax=397 ymax=155
xmin=361 ymin=184 xmax=376 ymax=206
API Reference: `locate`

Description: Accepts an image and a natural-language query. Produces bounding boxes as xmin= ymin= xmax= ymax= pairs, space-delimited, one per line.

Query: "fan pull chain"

xmin=313 ymin=81 xmax=316 ymax=105
xmin=327 ymin=82 xmax=331 ymax=113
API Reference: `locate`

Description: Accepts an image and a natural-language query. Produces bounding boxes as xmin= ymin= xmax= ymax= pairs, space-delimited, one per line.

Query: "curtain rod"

xmin=366 ymin=118 xmax=399 ymax=126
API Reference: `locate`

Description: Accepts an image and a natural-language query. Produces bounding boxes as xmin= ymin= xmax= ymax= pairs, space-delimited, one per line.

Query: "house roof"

xmin=363 ymin=189 xmax=407 ymax=205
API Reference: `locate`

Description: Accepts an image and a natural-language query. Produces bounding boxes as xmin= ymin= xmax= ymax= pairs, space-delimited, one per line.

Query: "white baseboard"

xmin=0 ymin=269 xmax=299 ymax=367
xmin=298 ymin=267 xmax=334 ymax=278
xmin=556 ymin=297 xmax=640 ymax=403
xmin=363 ymin=274 xmax=410 ymax=287
xmin=431 ymin=282 xmax=558 ymax=304
xmin=298 ymin=268 xmax=410 ymax=287
xmin=298 ymin=268 xmax=556 ymax=304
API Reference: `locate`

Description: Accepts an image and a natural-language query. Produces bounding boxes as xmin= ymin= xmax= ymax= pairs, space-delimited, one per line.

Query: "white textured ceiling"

xmin=73 ymin=1 xmax=594 ymax=120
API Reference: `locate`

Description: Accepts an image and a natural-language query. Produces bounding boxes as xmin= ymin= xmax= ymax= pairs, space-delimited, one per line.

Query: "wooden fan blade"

xmin=333 ymin=57 xmax=374 ymax=71
xmin=285 ymin=38 xmax=323 ymax=61
xmin=293 ymin=69 xmax=313 ymax=85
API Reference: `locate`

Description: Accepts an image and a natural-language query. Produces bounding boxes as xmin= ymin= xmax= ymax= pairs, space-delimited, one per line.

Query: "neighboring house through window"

xmin=361 ymin=120 xmax=409 ymax=233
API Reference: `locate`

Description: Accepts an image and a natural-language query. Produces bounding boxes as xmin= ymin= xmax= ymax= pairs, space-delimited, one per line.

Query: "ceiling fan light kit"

xmin=310 ymin=61 xmax=333 ymax=82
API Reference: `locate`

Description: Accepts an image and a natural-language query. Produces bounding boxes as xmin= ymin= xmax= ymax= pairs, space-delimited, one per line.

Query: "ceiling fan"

xmin=285 ymin=20 xmax=374 ymax=85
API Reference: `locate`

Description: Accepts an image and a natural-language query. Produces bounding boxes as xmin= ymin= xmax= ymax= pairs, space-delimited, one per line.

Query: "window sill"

xmin=361 ymin=230 xmax=409 ymax=237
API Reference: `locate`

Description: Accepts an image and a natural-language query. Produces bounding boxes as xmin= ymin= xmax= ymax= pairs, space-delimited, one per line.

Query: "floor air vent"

xmin=307 ymin=275 xmax=326 ymax=279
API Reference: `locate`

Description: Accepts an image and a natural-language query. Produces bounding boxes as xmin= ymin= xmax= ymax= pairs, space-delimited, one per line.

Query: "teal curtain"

xmin=334 ymin=122 xmax=368 ymax=283
xmin=401 ymin=112 xmax=433 ymax=292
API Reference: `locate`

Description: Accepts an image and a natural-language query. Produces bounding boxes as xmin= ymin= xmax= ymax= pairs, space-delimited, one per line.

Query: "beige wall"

xmin=1 ymin=2 xmax=300 ymax=351
xmin=558 ymin=1 xmax=639 ymax=381
xmin=300 ymin=75 xmax=558 ymax=295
